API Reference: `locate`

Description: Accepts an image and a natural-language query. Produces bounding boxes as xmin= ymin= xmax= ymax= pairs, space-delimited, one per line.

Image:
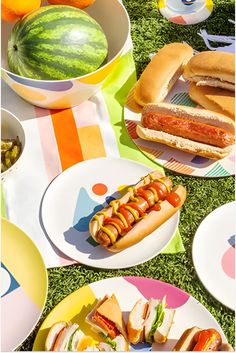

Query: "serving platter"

xmin=192 ymin=202 xmax=235 ymax=311
xmin=41 ymin=157 xmax=180 ymax=269
xmin=124 ymin=78 xmax=235 ymax=178
xmin=33 ymin=276 xmax=227 ymax=351
xmin=1 ymin=218 xmax=48 ymax=351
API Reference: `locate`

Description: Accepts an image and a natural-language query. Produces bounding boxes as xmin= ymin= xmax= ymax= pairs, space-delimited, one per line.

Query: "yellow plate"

xmin=1 ymin=218 xmax=48 ymax=351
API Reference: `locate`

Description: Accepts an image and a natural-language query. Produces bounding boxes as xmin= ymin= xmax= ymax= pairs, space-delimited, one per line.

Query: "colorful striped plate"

xmin=1 ymin=218 xmax=48 ymax=351
xmin=124 ymin=78 xmax=235 ymax=178
xmin=158 ymin=0 xmax=214 ymax=25
xmin=33 ymin=276 xmax=227 ymax=351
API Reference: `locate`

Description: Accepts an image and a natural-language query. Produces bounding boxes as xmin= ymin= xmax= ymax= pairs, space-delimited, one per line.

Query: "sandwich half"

xmin=127 ymin=297 xmax=175 ymax=345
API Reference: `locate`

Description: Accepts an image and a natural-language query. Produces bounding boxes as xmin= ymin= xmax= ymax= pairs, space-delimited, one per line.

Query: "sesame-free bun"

xmin=183 ymin=51 xmax=235 ymax=91
xmin=133 ymin=43 xmax=193 ymax=106
xmin=189 ymin=83 xmax=235 ymax=120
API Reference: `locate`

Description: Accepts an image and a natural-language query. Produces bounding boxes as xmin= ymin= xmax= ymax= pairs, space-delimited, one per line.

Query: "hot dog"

xmin=89 ymin=170 xmax=186 ymax=252
xmin=173 ymin=327 xmax=234 ymax=351
xmin=136 ymin=103 xmax=235 ymax=160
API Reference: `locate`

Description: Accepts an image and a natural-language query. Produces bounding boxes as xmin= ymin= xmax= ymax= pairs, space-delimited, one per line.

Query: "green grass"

xmin=18 ymin=0 xmax=235 ymax=350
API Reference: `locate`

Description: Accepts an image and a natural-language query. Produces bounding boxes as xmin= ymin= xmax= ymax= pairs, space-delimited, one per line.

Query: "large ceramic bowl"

xmin=1 ymin=108 xmax=26 ymax=182
xmin=1 ymin=0 xmax=130 ymax=109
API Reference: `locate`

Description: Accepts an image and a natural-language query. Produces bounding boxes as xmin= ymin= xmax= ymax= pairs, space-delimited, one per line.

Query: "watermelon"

xmin=7 ymin=5 xmax=108 ymax=80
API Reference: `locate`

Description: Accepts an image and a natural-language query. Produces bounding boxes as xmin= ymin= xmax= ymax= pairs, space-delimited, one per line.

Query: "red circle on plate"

xmin=92 ymin=183 xmax=108 ymax=196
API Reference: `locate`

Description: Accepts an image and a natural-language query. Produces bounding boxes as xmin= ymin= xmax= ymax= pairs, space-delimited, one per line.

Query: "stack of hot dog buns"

xmin=136 ymin=103 xmax=235 ymax=159
xmin=126 ymin=43 xmax=193 ymax=112
xmin=89 ymin=171 xmax=186 ymax=252
xmin=173 ymin=326 xmax=234 ymax=351
xmin=184 ymin=51 xmax=235 ymax=120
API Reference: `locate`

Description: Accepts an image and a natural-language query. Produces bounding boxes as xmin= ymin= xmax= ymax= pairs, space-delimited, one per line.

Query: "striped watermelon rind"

xmin=7 ymin=5 xmax=108 ymax=80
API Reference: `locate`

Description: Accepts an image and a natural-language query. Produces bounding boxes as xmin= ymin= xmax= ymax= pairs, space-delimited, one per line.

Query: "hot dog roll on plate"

xmin=89 ymin=170 xmax=186 ymax=252
xmin=136 ymin=103 xmax=235 ymax=160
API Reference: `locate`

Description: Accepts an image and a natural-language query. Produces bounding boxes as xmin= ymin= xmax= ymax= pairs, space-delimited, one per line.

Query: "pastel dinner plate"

xmin=33 ymin=276 xmax=227 ymax=351
xmin=192 ymin=202 xmax=235 ymax=311
xmin=158 ymin=0 xmax=214 ymax=25
xmin=40 ymin=157 xmax=180 ymax=269
xmin=124 ymin=77 xmax=235 ymax=178
xmin=1 ymin=218 xmax=48 ymax=351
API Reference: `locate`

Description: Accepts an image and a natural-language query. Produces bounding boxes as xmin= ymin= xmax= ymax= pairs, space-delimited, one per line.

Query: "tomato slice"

xmin=166 ymin=192 xmax=181 ymax=207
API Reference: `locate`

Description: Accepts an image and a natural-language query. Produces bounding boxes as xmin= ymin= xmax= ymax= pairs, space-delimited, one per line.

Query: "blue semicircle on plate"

xmin=8 ymin=73 xmax=73 ymax=91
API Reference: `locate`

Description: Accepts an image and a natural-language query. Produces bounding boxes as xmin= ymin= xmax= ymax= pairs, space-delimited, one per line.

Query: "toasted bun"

xmin=183 ymin=51 xmax=235 ymax=87
xmin=113 ymin=334 xmax=130 ymax=351
xmin=134 ymin=43 xmax=193 ymax=106
xmin=108 ymin=184 xmax=186 ymax=252
xmin=173 ymin=326 xmax=201 ymax=351
xmin=189 ymin=83 xmax=235 ymax=120
xmin=137 ymin=125 xmax=233 ymax=159
xmin=127 ymin=299 xmax=147 ymax=344
xmin=45 ymin=321 xmax=67 ymax=351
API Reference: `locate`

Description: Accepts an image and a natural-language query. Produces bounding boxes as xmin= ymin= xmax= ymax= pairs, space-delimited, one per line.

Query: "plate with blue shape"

xmin=40 ymin=157 xmax=180 ymax=269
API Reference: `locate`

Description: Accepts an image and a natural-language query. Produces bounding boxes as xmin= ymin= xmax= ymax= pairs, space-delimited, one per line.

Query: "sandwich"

xmin=126 ymin=42 xmax=193 ymax=112
xmin=189 ymin=83 xmax=235 ymax=120
xmin=136 ymin=102 xmax=235 ymax=159
xmin=127 ymin=297 xmax=175 ymax=345
xmin=183 ymin=51 xmax=235 ymax=91
xmin=86 ymin=294 xmax=129 ymax=351
xmin=45 ymin=322 xmax=99 ymax=351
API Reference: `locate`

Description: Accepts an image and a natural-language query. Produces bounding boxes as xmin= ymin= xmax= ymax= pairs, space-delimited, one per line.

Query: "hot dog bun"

xmin=189 ymin=83 xmax=235 ymax=120
xmin=136 ymin=103 xmax=235 ymax=159
xmin=89 ymin=170 xmax=186 ymax=252
xmin=131 ymin=43 xmax=193 ymax=107
xmin=183 ymin=51 xmax=235 ymax=91
xmin=173 ymin=326 xmax=201 ymax=351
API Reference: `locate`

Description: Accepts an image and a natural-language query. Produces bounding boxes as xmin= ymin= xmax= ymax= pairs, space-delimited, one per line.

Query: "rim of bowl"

xmin=1 ymin=108 xmax=26 ymax=177
xmin=1 ymin=1 xmax=131 ymax=83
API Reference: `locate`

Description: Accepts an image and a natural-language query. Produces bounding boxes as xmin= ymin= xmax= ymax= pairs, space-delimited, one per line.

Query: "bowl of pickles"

xmin=1 ymin=108 xmax=25 ymax=182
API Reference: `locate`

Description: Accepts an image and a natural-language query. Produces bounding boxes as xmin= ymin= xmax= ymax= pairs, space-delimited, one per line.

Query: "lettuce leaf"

xmin=68 ymin=328 xmax=80 ymax=351
xmin=100 ymin=333 xmax=117 ymax=351
xmin=147 ymin=303 xmax=165 ymax=343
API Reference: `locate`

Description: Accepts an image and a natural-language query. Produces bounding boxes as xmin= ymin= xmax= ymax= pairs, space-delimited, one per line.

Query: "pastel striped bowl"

xmin=1 ymin=0 xmax=130 ymax=109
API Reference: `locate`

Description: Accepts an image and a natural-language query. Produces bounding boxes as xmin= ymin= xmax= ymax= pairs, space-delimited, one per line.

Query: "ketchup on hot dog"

xmin=95 ymin=176 xmax=181 ymax=246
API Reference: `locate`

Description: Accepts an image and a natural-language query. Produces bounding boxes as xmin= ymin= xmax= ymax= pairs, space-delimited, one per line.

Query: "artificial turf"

xmin=18 ymin=0 xmax=235 ymax=350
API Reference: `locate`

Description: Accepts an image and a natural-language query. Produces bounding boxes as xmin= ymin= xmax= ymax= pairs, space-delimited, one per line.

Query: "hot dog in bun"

xmin=86 ymin=294 xmax=129 ymax=351
xmin=173 ymin=327 xmax=234 ymax=351
xmin=183 ymin=51 xmax=235 ymax=92
xmin=127 ymin=296 xmax=175 ymax=345
xmin=89 ymin=171 xmax=186 ymax=252
xmin=136 ymin=103 xmax=235 ymax=159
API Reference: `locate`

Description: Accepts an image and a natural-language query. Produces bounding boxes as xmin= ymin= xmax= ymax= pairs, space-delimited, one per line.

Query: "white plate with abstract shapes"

xmin=192 ymin=202 xmax=235 ymax=310
xmin=41 ymin=157 xmax=180 ymax=269
xmin=124 ymin=78 xmax=235 ymax=177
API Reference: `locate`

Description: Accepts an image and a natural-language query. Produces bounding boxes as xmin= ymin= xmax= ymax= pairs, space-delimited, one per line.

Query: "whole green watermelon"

xmin=7 ymin=5 xmax=108 ymax=80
